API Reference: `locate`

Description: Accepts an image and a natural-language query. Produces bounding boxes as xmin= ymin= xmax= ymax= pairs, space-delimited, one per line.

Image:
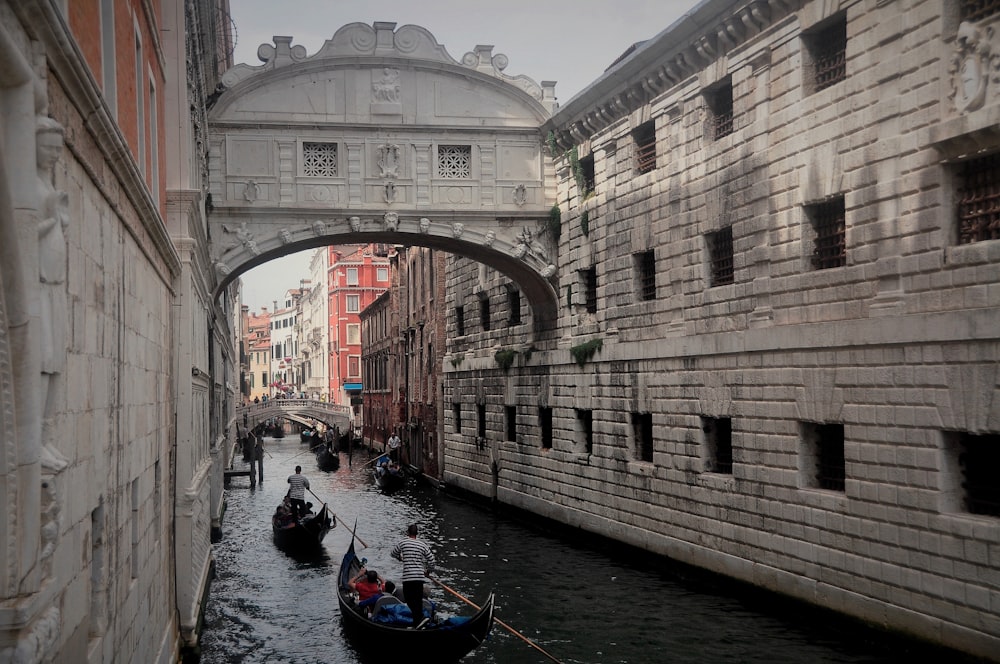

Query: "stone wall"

xmin=443 ymin=1 xmax=1000 ymax=659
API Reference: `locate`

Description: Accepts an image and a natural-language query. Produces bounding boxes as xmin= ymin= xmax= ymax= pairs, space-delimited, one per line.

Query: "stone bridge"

xmin=236 ymin=399 xmax=353 ymax=433
xmin=206 ymin=22 xmax=561 ymax=335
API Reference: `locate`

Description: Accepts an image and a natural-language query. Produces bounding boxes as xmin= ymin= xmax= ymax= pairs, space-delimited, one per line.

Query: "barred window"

xmin=706 ymin=80 xmax=733 ymax=140
xmin=707 ymin=227 xmax=734 ymax=286
xmin=302 ymin=141 xmax=338 ymax=176
xmin=957 ymin=153 xmax=1000 ymax=244
xmin=581 ymin=267 xmax=597 ymax=313
xmin=808 ymin=197 xmax=847 ymax=268
xmin=634 ymin=251 xmax=656 ymax=300
xmin=955 ymin=433 xmax=1000 ymax=517
xmin=633 ymin=121 xmax=656 ymax=174
xmin=804 ymin=14 xmax=847 ymax=93
xmin=800 ymin=422 xmax=845 ymax=492
xmin=632 ymin=412 xmax=653 ymax=463
xmin=579 ymin=153 xmax=595 ymax=195
xmin=961 ymin=0 xmax=1000 ymax=22
xmin=438 ymin=145 xmax=471 ymax=179
xmin=702 ymin=416 xmax=733 ymax=474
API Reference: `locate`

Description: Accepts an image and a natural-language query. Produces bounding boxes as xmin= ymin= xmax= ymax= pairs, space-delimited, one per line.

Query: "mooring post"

xmin=256 ymin=437 xmax=264 ymax=483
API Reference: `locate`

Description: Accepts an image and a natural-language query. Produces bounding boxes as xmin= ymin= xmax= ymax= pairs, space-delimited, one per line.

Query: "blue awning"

xmin=344 ymin=383 xmax=363 ymax=391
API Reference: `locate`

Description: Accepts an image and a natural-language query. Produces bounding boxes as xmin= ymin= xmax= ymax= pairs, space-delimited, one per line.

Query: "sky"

xmin=230 ymin=0 xmax=697 ymax=312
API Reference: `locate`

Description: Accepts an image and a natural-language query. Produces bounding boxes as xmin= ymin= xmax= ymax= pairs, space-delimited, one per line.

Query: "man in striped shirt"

xmin=286 ymin=465 xmax=310 ymax=517
xmin=390 ymin=524 xmax=435 ymax=628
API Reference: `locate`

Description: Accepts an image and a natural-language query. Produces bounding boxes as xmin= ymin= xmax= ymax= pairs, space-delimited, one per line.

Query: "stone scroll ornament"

xmin=36 ymin=115 xmax=70 ymax=473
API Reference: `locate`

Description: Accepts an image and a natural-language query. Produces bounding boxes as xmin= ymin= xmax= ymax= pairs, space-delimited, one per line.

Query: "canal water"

xmin=197 ymin=436 xmax=977 ymax=664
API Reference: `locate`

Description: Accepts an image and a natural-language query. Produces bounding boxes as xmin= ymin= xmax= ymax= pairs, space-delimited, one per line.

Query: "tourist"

xmin=390 ymin=524 xmax=435 ymax=628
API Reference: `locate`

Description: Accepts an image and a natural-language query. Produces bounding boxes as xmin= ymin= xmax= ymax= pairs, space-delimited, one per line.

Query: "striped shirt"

xmin=391 ymin=537 xmax=435 ymax=582
xmin=286 ymin=473 xmax=309 ymax=499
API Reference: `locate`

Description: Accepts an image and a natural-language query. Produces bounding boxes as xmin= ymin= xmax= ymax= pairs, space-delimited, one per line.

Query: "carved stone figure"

xmin=384 ymin=211 xmax=399 ymax=231
xmin=279 ymin=228 xmax=292 ymax=244
xmin=377 ymin=143 xmax=400 ymax=178
xmin=349 ymin=216 xmax=361 ymax=232
xmin=419 ymin=217 xmax=431 ymax=234
xmin=452 ymin=222 xmax=464 ymax=238
xmin=373 ymin=68 xmax=400 ymax=103
xmin=483 ymin=230 xmax=496 ymax=246
xmin=312 ymin=220 xmax=327 ymax=236
xmin=384 ymin=181 xmax=396 ymax=203
xmin=36 ymin=116 xmax=70 ymax=473
xmin=243 ymin=180 xmax=260 ymax=203
xmin=513 ymin=183 xmax=527 ymax=206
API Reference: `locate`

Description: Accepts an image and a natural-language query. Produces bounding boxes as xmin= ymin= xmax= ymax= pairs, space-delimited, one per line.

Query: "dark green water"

xmin=197 ymin=437 xmax=979 ymax=664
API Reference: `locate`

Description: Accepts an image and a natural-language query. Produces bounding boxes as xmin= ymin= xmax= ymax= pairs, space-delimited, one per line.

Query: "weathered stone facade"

xmin=443 ymin=1 xmax=1000 ymax=659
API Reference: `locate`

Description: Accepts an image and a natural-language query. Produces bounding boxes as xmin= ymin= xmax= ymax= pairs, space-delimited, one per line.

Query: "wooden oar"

xmin=360 ymin=453 xmax=388 ymax=468
xmin=306 ymin=488 xmax=368 ymax=548
xmin=429 ymin=576 xmax=563 ymax=664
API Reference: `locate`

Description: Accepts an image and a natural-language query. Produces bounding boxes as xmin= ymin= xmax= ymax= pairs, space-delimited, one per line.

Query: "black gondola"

xmin=271 ymin=498 xmax=335 ymax=551
xmin=316 ymin=445 xmax=340 ymax=471
xmin=373 ymin=456 xmax=406 ymax=492
xmin=337 ymin=536 xmax=495 ymax=663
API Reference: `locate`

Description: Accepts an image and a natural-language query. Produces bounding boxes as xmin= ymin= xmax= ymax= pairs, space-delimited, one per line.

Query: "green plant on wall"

xmin=548 ymin=204 xmax=562 ymax=240
xmin=581 ymin=209 xmax=590 ymax=237
xmin=570 ymin=338 xmax=603 ymax=366
xmin=450 ymin=353 xmax=464 ymax=368
xmin=546 ymin=131 xmax=559 ymax=157
xmin=494 ymin=348 xmax=518 ymax=372
xmin=569 ymin=146 xmax=587 ymax=195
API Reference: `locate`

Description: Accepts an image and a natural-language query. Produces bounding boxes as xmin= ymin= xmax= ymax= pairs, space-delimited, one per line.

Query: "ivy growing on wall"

xmin=450 ymin=353 xmax=464 ymax=368
xmin=547 ymin=204 xmax=562 ymax=240
xmin=494 ymin=348 xmax=519 ymax=372
xmin=569 ymin=338 xmax=603 ymax=366
xmin=581 ymin=210 xmax=590 ymax=237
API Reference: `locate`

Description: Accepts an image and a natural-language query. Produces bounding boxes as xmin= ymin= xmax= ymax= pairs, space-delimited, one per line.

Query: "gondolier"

xmin=391 ymin=524 xmax=435 ymax=628
xmin=286 ymin=465 xmax=310 ymax=517
xmin=387 ymin=431 xmax=401 ymax=462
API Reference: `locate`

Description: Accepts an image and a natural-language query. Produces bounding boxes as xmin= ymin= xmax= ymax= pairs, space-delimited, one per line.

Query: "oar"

xmin=306 ymin=488 xmax=368 ymax=548
xmin=428 ymin=576 xmax=563 ymax=664
xmin=361 ymin=454 xmax=388 ymax=468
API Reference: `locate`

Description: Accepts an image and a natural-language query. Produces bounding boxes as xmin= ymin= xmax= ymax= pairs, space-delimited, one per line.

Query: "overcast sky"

xmin=230 ymin=0 xmax=697 ymax=313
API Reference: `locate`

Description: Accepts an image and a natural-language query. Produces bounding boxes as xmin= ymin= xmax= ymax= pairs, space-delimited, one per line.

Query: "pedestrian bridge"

xmin=206 ymin=22 xmax=561 ymax=337
xmin=236 ymin=399 xmax=353 ymax=432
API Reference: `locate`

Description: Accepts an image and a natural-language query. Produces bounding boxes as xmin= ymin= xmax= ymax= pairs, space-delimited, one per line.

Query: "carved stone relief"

xmin=512 ymin=184 xmax=527 ymax=206
xmin=243 ymin=180 xmax=260 ymax=203
xmin=349 ymin=216 xmax=361 ymax=232
xmin=951 ymin=22 xmax=997 ymax=113
xmin=419 ymin=217 xmax=431 ymax=234
xmin=377 ymin=143 xmax=400 ymax=178
xmin=383 ymin=211 xmax=399 ymax=231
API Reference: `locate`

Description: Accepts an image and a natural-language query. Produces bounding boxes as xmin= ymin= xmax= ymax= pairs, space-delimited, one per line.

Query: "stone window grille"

xmin=956 ymin=433 xmax=1000 ymax=517
xmin=707 ymin=226 xmax=734 ymax=286
xmin=539 ymin=407 xmax=553 ymax=449
xmin=957 ymin=152 xmax=1000 ymax=244
xmin=961 ymin=0 xmax=1000 ymax=22
xmin=800 ymin=422 xmax=845 ymax=492
xmin=807 ymin=197 xmax=846 ymax=268
xmin=452 ymin=403 xmax=461 ymax=433
xmin=631 ymin=412 xmax=654 ymax=462
xmin=581 ymin=267 xmax=598 ymax=313
xmin=632 ymin=121 xmax=656 ymax=174
xmin=702 ymin=416 xmax=733 ymax=474
xmin=505 ymin=405 xmax=517 ymax=442
xmin=635 ymin=250 xmax=656 ymax=300
xmin=804 ymin=15 xmax=847 ymax=93
xmin=302 ymin=141 xmax=338 ymax=176
xmin=706 ymin=79 xmax=734 ymax=140
xmin=507 ymin=287 xmax=521 ymax=326
xmin=479 ymin=294 xmax=491 ymax=331
xmin=438 ymin=145 xmax=472 ymax=178
xmin=576 ymin=409 xmax=594 ymax=455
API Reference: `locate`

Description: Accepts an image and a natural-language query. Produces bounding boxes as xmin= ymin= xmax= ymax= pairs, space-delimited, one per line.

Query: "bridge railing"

xmin=235 ymin=399 xmax=353 ymax=431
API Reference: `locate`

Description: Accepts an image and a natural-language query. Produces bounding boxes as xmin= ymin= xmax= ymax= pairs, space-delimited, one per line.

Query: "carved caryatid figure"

xmin=36 ymin=116 xmax=70 ymax=472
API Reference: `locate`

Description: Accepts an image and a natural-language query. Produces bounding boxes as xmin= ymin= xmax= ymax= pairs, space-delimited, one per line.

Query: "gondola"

xmin=271 ymin=497 xmax=335 ymax=551
xmin=337 ymin=536 xmax=495 ymax=663
xmin=373 ymin=456 xmax=406 ymax=492
xmin=316 ymin=444 xmax=340 ymax=471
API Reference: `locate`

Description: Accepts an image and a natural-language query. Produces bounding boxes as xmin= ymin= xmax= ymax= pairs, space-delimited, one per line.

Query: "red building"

xmin=327 ymin=244 xmax=392 ymax=419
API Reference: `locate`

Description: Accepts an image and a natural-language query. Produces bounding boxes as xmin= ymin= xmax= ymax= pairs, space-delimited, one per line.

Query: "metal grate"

xmin=711 ymin=85 xmax=734 ymax=139
xmin=957 ymin=153 xmax=1000 ymax=244
xmin=810 ymin=198 xmax=846 ymax=268
xmin=815 ymin=424 xmax=845 ymax=492
xmin=814 ymin=22 xmax=847 ymax=91
xmin=302 ymin=142 xmax=338 ymax=176
xmin=636 ymin=251 xmax=656 ymax=300
xmin=961 ymin=0 xmax=1000 ymax=22
xmin=633 ymin=122 xmax=656 ymax=174
xmin=438 ymin=145 xmax=471 ymax=179
xmin=959 ymin=433 xmax=1000 ymax=517
xmin=708 ymin=227 xmax=734 ymax=286
xmin=582 ymin=267 xmax=597 ymax=313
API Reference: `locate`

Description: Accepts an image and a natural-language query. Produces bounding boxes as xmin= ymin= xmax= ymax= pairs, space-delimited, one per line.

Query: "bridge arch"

xmin=207 ymin=22 xmax=560 ymax=335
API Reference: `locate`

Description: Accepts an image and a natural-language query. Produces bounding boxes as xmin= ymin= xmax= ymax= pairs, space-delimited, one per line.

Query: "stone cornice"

xmin=542 ymin=0 xmax=795 ymax=152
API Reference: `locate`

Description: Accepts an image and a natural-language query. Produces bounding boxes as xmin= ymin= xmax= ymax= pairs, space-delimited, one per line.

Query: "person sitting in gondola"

xmin=350 ymin=568 xmax=384 ymax=614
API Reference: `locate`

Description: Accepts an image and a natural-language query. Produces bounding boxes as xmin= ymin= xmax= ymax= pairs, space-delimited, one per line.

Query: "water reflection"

xmin=199 ymin=437 xmax=974 ymax=664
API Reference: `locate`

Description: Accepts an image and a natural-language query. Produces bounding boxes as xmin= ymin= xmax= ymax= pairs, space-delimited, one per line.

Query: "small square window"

xmin=575 ymin=409 xmax=593 ymax=455
xmin=377 ymin=267 xmax=389 ymax=282
xmin=346 ymin=268 xmax=359 ymax=286
xmin=438 ymin=145 xmax=471 ymax=179
xmin=950 ymin=432 xmax=1000 ymax=517
xmin=632 ymin=121 xmax=656 ymax=174
xmin=803 ymin=14 xmax=847 ymax=93
xmin=346 ymin=295 xmax=360 ymax=313
xmin=581 ymin=267 xmax=597 ymax=313
xmin=962 ymin=1 xmax=1000 ymax=22
xmin=634 ymin=251 xmax=656 ymax=301
xmin=707 ymin=227 xmax=734 ymax=286
xmin=578 ymin=153 xmax=595 ymax=196
xmin=303 ymin=141 xmax=338 ymax=177
xmin=702 ymin=416 xmax=733 ymax=474
xmin=807 ymin=197 xmax=846 ymax=269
